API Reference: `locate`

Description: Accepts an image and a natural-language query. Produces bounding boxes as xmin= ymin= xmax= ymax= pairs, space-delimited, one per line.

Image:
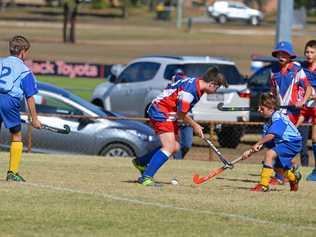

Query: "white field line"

xmin=22 ymin=182 xmax=316 ymax=231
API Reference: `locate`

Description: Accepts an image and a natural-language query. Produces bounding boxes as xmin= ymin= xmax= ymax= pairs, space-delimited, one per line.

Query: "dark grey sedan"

xmin=0 ymin=83 xmax=160 ymax=158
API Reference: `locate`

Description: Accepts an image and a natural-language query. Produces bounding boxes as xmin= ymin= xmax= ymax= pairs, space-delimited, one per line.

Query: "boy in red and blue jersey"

xmin=269 ymin=41 xmax=311 ymax=184
xmin=297 ymin=40 xmax=316 ymax=181
xmin=0 ymin=35 xmax=41 ymax=182
xmin=133 ymin=67 xmax=227 ymax=186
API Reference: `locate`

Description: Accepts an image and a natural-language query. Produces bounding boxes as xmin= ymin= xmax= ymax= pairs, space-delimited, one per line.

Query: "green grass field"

xmin=0 ymin=152 xmax=315 ymax=237
xmin=37 ymin=75 xmax=105 ymax=100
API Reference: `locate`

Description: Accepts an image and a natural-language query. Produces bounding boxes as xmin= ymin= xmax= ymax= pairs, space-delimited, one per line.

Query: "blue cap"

xmin=272 ymin=41 xmax=296 ymax=59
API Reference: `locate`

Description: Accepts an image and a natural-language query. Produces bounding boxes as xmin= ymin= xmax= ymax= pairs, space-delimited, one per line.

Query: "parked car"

xmin=207 ymin=1 xmax=264 ymax=26
xmin=0 ymin=83 xmax=160 ymax=158
xmin=91 ymin=55 xmax=249 ymax=148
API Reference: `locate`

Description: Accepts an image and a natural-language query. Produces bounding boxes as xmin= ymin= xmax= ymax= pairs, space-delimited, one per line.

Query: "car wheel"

xmin=218 ymin=15 xmax=227 ymax=24
xmin=249 ymin=16 xmax=259 ymax=26
xmin=216 ymin=125 xmax=244 ymax=148
xmin=100 ymin=143 xmax=134 ymax=157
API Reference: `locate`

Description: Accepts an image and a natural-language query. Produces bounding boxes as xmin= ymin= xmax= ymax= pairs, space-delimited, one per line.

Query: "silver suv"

xmin=91 ymin=56 xmax=249 ymax=148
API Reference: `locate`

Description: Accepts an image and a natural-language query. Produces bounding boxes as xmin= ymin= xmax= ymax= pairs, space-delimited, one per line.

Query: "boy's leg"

xmin=7 ymin=128 xmax=25 ymax=182
xmin=298 ymin=125 xmax=309 ymax=167
xmin=139 ymin=132 xmax=177 ymax=186
xmin=251 ymin=149 xmax=276 ymax=192
xmin=132 ymin=147 xmax=160 ymax=175
xmin=306 ymin=124 xmax=316 ymax=181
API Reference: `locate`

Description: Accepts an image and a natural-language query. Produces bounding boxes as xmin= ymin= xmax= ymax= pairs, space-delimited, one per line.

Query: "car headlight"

xmin=127 ymin=130 xmax=154 ymax=142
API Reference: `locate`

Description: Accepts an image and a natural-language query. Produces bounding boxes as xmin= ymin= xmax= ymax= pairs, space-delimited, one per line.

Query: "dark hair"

xmin=202 ymin=66 xmax=228 ymax=88
xmin=260 ymin=93 xmax=278 ymax=110
xmin=305 ymin=40 xmax=316 ymax=51
xmin=9 ymin=35 xmax=30 ymax=56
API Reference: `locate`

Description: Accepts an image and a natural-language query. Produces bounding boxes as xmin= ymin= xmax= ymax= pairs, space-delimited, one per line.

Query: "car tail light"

xmin=238 ymin=89 xmax=251 ymax=98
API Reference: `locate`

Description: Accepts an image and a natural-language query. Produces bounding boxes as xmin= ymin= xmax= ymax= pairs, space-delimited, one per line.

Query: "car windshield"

xmin=164 ymin=63 xmax=245 ymax=85
xmin=67 ymin=93 xmax=117 ymax=117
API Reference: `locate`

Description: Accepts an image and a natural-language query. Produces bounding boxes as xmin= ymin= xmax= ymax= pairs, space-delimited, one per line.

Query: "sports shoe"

xmin=250 ymin=183 xmax=269 ymax=192
xmin=269 ymin=176 xmax=284 ymax=185
xmin=289 ymin=168 xmax=302 ymax=192
xmin=6 ymin=171 xmax=26 ymax=182
xmin=306 ymin=168 xmax=316 ymax=181
xmin=132 ymin=159 xmax=146 ymax=175
xmin=137 ymin=176 xmax=155 ymax=186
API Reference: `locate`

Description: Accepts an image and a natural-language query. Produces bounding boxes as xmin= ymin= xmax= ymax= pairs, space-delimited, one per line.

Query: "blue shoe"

xmin=306 ymin=168 xmax=316 ymax=181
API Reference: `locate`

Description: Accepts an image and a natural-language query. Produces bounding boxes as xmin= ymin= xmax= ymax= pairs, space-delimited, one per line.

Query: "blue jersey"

xmin=0 ymin=56 xmax=38 ymax=99
xmin=263 ymin=111 xmax=302 ymax=144
xmin=302 ymin=61 xmax=316 ymax=88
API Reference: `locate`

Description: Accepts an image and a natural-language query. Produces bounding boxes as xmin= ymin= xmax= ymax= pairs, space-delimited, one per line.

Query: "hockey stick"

xmin=203 ymin=137 xmax=233 ymax=168
xmin=21 ymin=119 xmax=71 ymax=134
xmin=193 ymin=148 xmax=255 ymax=185
xmin=217 ymin=102 xmax=294 ymax=112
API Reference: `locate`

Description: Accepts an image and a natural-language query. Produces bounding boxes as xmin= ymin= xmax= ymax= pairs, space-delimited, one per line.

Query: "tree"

xmin=63 ymin=0 xmax=78 ymax=43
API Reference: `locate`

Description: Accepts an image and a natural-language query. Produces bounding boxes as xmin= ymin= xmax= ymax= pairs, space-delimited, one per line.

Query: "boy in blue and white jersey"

xmin=0 ymin=35 xmax=41 ymax=182
xmin=243 ymin=93 xmax=302 ymax=192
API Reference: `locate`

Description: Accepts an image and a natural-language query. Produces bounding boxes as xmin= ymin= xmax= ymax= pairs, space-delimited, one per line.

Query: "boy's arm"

xmin=178 ymin=112 xmax=204 ymax=138
xmin=26 ymin=96 xmax=41 ymax=129
xmin=252 ymin=134 xmax=275 ymax=151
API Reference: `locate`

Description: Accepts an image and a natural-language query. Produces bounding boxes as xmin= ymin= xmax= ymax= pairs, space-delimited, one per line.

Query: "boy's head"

xmin=201 ymin=66 xmax=228 ymax=94
xmin=272 ymin=41 xmax=296 ymax=66
xmin=304 ymin=40 xmax=316 ymax=65
xmin=259 ymin=93 xmax=278 ymax=118
xmin=9 ymin=35 xmax=30 ymax=60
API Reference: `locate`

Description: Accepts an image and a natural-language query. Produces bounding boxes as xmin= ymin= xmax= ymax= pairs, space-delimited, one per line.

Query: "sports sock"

xmin=136 ymin=147 xmax=160 ymax=166
xmin=143 ymin=149 xmax=171 ymax=178
xmin=284 ymin=169 xmax=296 ymax=182
xmin=260 ymin=165 xmax=273 ymax=187
xmin=9 ymin=141 xmax=23 ymax=173
xmin=312 ymin=143 xmax=316 ymax=166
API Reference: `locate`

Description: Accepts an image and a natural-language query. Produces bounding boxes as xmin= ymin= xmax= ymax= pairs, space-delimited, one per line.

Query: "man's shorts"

xmin=273 ymin=141 xmax=302 ymax=170
xmin=150 ymin=119 xmax=179 ymax=135
xmin=0 ymin=94 xmax=21 ymax=129
xmin=300 ymin=106 xmax=316 ymax=125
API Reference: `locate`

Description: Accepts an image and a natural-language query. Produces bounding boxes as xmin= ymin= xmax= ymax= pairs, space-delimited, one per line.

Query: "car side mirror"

xmin=78 ymin=118 xmax=95 ymax=130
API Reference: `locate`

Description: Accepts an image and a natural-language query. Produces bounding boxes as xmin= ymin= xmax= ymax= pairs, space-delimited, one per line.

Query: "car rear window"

xmin=164 ymin=63 xmax=245 ymax=85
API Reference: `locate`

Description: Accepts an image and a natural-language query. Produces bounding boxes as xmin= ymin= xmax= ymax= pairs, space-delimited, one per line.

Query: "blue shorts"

xmin=0 ymin=94 xmax=21 ymax=129
xmin=273 ymin=141 xmax=302 ymax=170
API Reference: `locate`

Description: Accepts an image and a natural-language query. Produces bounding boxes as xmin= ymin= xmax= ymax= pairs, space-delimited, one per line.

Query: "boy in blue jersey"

xmin=133 ymin=67 xmax=227 ymax=186
xmin=243 ymin=93 xmax=302 ymax=192
xmin=0 ymin=35 xmax=41 ymax=182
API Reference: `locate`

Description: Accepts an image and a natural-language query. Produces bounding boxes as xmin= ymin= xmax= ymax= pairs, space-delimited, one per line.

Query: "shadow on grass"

xmin=216 ymin=177 xmax=258 ymax=183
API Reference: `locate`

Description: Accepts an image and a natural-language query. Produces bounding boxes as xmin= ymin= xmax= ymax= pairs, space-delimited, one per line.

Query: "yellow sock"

xmin=284 ymin=169 xmax=296 ymax=182
xmin=260 ymin=167 xmax=273 ymax=187
xmin=9 ymin=141 xmax=23 ymax=173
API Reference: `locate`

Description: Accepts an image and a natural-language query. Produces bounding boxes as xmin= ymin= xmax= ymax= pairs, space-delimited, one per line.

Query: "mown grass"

xmin=37 ymin=75 xmax=105 ymax=100
xmin=0 ymin=152 xmax=315 ymax=237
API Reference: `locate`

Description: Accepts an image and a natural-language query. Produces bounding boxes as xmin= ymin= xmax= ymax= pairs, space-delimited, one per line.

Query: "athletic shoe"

xmin=306 ymin=168 xmax=316 ymax=181
xmin=6 ymin=171 xmax=26 ymax=182
xmin=269 ymin=177 xmax=284 ymax=185
xmin=132 ymin=159 xmax=146 ymax=175
xmin=137 ymin=176 xmax=155 ymax=186
xmin=289 ymin=168 xmax=302 ymax=192
xmin=250 ymin=183 xmax=269 ymax=192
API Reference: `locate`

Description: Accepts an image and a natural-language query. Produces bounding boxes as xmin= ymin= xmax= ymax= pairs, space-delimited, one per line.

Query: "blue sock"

xmin=143 ymin=149 xmax=170 ymax=178
xmin=312 ymin=143 xmax=316 ymax=166
xmin=136 ymin=147 xmax=160 ymax=166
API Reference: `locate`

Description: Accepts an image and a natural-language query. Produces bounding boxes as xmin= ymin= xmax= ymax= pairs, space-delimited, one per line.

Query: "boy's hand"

xmin=31 ymin=119 xmax=42 ymax=129
xmin=192 ymin=123 xmax=204 ymax=138
xmin=252 ymin=143 xmax=263 ymax=152
xmin=242 ymin=149 xmax=253 ymax=159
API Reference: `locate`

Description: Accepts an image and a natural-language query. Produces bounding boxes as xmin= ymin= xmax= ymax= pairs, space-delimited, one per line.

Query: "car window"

xmin=118 ymin=62 xmax=160 ymax=83
xmin=248 ymin=65 xmax=271 ymax=87
xmin=35 ymin=93 xmax=83 ymax=116
xmin=164 ymin=63 xmax=245 ymax=85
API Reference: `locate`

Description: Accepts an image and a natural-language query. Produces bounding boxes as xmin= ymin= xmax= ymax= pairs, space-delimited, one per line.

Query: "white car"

xmin=207 ymin=1 xmax=264 ymax=26
xmin=91 ymin=56 xmax=249 ymax=148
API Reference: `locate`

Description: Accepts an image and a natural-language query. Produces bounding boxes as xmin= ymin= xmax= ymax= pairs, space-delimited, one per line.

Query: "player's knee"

xmin=9 ymin=125 xmax=21 ymax=134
